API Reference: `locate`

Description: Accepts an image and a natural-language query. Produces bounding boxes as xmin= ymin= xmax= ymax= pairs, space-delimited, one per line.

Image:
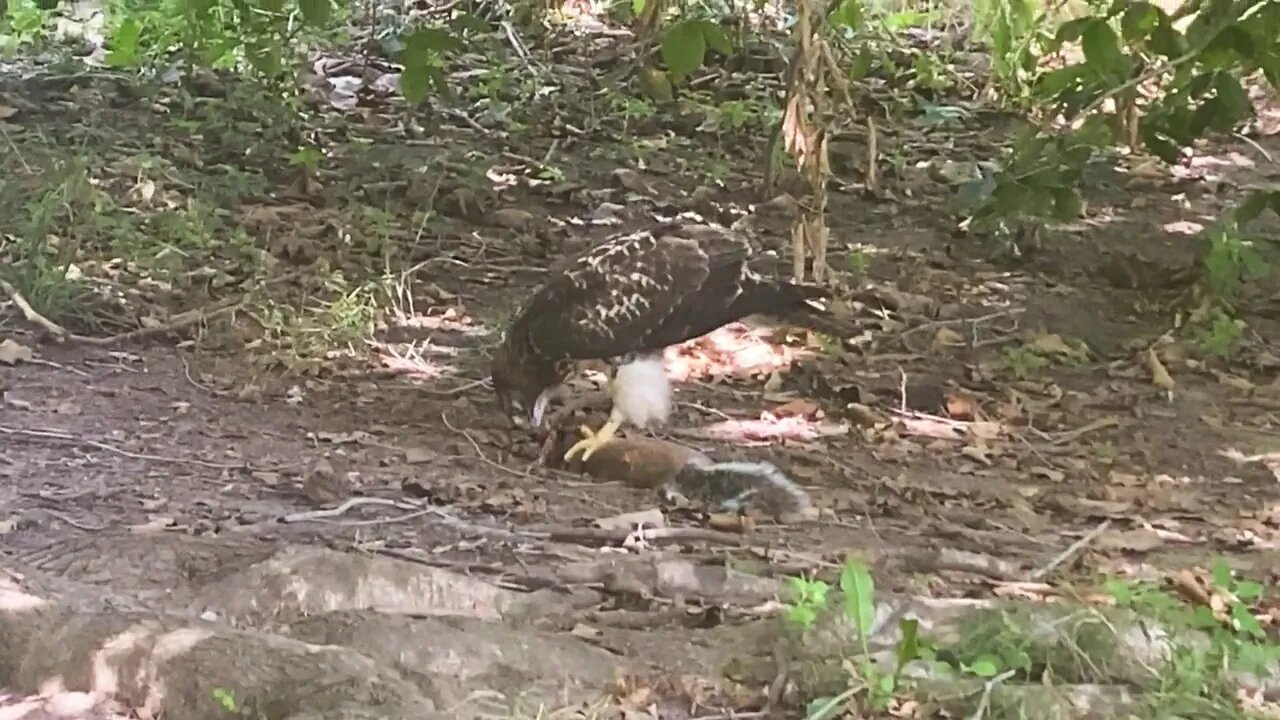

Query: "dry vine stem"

xmin=777 ymin=0 xmax=855 ymax=284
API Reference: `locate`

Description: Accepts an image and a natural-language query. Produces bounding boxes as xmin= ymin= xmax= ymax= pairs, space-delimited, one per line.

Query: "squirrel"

xmin=575 ymin=436 xmax=816 ymax=523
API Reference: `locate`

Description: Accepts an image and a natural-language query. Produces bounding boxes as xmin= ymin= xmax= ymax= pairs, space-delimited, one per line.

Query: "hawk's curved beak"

xmin=530 ymin=390 xmax=551 ymax=429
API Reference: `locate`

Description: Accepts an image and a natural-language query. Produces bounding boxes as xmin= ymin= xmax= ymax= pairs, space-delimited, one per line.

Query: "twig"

xmin=1028 ymin=519 xmax=1111 ymax=582
xmin=0 ymin=425 xmax=250 ymax=470
xmin=0 ymin=279 xmax=69 ymax=339
xmin=0 ymin=124 xmax=33 ymax=173
xmin=68 ymin=298 xmax=243 ymax=347
xmin=281 ymin=496 xmax=414 ymax=522
xmin=440 ymin=410 xmax=542 ymax=481
xmin=969 ymin=669 xmax=1016 ymax=720
xmin=1233 ymin=132 xmax=1277 ymax=166
xmin=417 ymin=377 xmax=489 ymax=397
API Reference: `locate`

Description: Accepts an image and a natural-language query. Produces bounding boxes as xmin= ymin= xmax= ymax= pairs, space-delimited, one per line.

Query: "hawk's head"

xmin=490 ymin=342 xmax=563 ymax=430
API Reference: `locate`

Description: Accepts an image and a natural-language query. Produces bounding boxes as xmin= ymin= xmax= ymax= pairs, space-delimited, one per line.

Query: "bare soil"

xmin=3 ymin=47 xmax=1280 ymax=719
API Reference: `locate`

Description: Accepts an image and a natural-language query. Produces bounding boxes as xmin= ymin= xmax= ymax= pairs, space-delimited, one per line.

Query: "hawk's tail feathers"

xmin=757 ymin=281 xmax=860 ymax=339
xmin=778 ymin=300 xmax=861 ymax=338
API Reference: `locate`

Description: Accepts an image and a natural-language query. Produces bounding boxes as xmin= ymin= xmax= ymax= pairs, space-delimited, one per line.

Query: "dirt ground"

xmin=3 ymin=37 xmax=1280 ymax=718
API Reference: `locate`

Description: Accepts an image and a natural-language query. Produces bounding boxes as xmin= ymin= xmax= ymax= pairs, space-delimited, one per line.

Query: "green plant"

xmin=972 ymin=0 xmax=1048 ymax=100
xmin=1106 ymin=561 xmax=1277 ymax=719
xmin=970 ymin=0 xmax=1278 ymax=230
xmin=0 ymin=0 xmax=50 ymax=51
xmin=102 ymin=0 xmax=339 ymax=80
xmin=782 ymin=560 xmax=924 ymax=718
xmin=0 ymin=176 xmax=91 ymax=323
xmin=1002 ymin=346 xmax=1049 ymax=379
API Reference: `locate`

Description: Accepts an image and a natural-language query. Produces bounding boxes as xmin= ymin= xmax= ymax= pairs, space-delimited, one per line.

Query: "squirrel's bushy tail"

xmin=668 ymin=458 xmax=815 ymax=521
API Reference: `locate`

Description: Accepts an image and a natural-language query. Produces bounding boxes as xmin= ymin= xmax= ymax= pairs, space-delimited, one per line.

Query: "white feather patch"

xmin=613 ymin=356 xmax=671 ymax=429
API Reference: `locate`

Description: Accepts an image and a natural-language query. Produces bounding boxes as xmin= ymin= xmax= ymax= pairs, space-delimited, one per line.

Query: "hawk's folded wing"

xmin=517 ymin=225 xmax=751 ymax=361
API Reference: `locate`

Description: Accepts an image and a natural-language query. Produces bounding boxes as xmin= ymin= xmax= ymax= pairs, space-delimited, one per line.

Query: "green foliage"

xmin=100 ymin=0 xmax=339 ymax=78
xmin=967 ymin=0 xmax=1277 ymax=301
xmin=785 ymin=556 xmax=1277 ymax=719
xmin=660 ymin=18 xmax=731 ymax=80
xmin=1107 ymin=563 xmax=1279 ymax=718
xmin=785 ymin=574 xmax=831 ymax=630
xmin=0 ymin=0 xmax=51 ymax=51
xmin=783 ymin=560 xmax=925 ymax=717
xmin=972 ymin=0 xmax=1044 ymax=98
xmin=399 ymin=25 xmax=465 ymax=105
xmin=0 ymin=170 xmax=91 ymax=323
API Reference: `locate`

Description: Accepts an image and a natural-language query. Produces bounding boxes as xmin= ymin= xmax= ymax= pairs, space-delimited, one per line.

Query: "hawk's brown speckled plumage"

xmin=490 ymin=222 xmax=848 ymax=457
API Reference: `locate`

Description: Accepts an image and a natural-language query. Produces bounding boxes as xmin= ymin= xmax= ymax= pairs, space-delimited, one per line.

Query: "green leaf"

xmin=1213 ymin=71 xmax=1252 ymax=120
xmin=661 ymin=20 xmax=706 ymax=79
xmin=631 ymin=0 xmax=645 ymax=15
xmin=1232 ymin=603 xmax=1265 ymax=638
xmin=1051 ymin=17 xmax=1095 ymax=47
xmin=805 ymin=696 xmax=846 ymax=720
xmin=298 ymin=0 xmax=331 ymax=26
xmin=968 ymin=655 xmax=1000 ymax=678
xmin=246 ymin=44 xmax=282 ymax=77
xmin=848 ymin=47 xmax=873 ymax=80
xmin=1104 ymin=578 xmax=1134 ymax=605
xmin=839 ymin=561 xmax=876 ymax=637
xmin=1235 ymin=580 xmax=1264 ymax=601
xmin=1148 ymin=19 xmax=1184 ymax=57
xmin=895 ymin=618 xmax=920 ymax=672
xmin=698 ymin=20 xmax=732 ymax=56
xmin=831 ymin=0 xmax=863 ymax=30
xmin=449 ymin=12 xmax=491 ymax=34
xmin=1081 ymin=18 xmax=1130 ymax=81
xmin=407 ymin=26 xmax=463 ymax=54
xmin=1234 ymin=190 xmax=1276 ymax=225
xmin=1121 ymin=2 xmax=1159 ymax=41
xmin=400 ymin=63 xmax=446 ymax=105
xmin=1036 ymin=65 xmax=1084 ymax=100
xmin=1211 ymin=558 xmax=1234 ymax=589
xmin=106 ymin=18 xmax=141 ymax=67
xmin=1201 ymin=25 xmax=1254 ymax=68
xmin=1051 ymin=187 xmax=1084 ymax=219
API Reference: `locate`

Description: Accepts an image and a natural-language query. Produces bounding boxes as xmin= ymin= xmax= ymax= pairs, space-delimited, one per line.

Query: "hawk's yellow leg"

xmin=564 ymin=406 xmax=625 ymax=463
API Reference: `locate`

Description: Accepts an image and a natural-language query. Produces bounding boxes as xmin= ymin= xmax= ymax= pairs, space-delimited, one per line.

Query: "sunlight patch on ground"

xmin=373 ymin=306 xmax=489 ymax=382
xmin=662 ymin=322 xmax=813 ymax=383
xmin=683 ymin=413 xmax=848 ymax=445
xmin=370 ymin=340 xmax=459 ymax=381
xmin=0 ymin=689 xmax=128 ymax=720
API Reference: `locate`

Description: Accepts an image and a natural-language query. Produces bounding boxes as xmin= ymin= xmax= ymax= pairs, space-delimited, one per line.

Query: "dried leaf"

xmin=491 ymin=208 xmax=535 ymax=229
xmin=1147 ymin=347 xmax=1175 ymax=389
xmin=1028 ymin=333 xmax=1087 ymax=360
xmin=595 ymin=508 xmax=665 ymax=530
xmin=129 ymin=516 xmax=175 ymax=534
xmin=773 ymin=398 xmax=820 ymax=418
xmin=403 ymin=447 xmax=435 ymax=464
xmin=0 ymin=339 xmax=33 ymax=365
xmin=932 ymin=327 xmax=964 ymax=348
xmin=1095 ymin=528 xmax=1164 ymax=552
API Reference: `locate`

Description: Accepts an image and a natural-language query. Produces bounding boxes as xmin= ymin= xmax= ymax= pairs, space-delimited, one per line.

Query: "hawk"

xmin=490 ymin=222 xmax=850 ymax=462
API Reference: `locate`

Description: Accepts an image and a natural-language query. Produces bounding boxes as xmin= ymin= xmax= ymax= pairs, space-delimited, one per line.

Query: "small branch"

xmin=69 ymin=299 xmax=243 ymax=347
xmin=969 ymin=669 xmax=1017 ymax=720
xmin=0 ymin=425 xmax=254 ymax=470
xmin=1028 ymin=519 xmax=1111 ymax=582
xmin=0 ymin=279 xmax=69 ymax=340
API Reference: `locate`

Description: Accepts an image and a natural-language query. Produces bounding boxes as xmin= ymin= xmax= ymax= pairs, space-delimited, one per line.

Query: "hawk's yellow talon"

xmin=563 ymin=411 xmax=624 ymax=464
